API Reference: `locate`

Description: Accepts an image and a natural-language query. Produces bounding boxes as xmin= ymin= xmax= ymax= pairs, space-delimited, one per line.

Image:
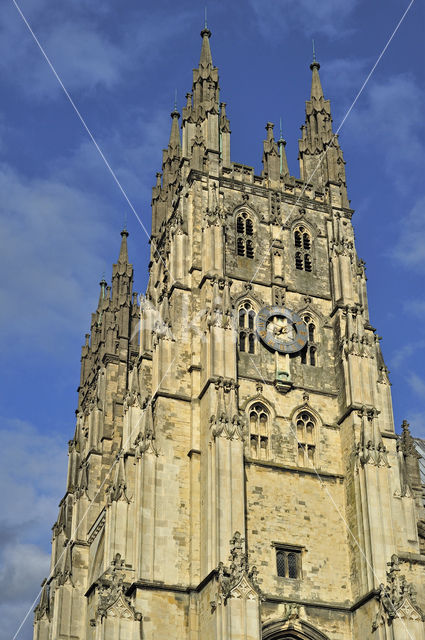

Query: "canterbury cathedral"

xmin=33 ymin=26 xmax=425 ymax=640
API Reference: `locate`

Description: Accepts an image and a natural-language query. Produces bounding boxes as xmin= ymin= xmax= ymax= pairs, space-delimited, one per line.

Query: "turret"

xmin=298 ymin=57 xmax=348 ymax=205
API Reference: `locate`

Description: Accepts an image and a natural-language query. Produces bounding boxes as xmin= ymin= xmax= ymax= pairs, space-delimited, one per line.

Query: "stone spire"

xmin=310 ymin=58 xmax=324 ymax=101
xmin=298 ymin=58 xmax=348 ymax=204
xmin=199 ymin=25 xmax=213 ymax=67
xmin=262 ymin=122 xmax=280 ymax=182
xmin=78 ymin=229 xmax=138 ymax=412
xmin=168 ymin=107 xmax=181 ymax=156
xmin=118 ymin=228 xmax=129 ymax=264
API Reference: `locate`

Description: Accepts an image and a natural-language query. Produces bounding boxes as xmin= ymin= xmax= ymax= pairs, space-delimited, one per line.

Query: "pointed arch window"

xmin=295 ymin=411 xmax=316 ymax=467
xmin=236 ymin=211 xmax=255 ymax=258
xmin=294 ymin=225 xmax=312 ymax=272
xmin=239 ymin=302 xmax=256 ymax=354
xmin=300 ymin=314 xmax=318 ymax=367
xmin=249 ymin=402 xmax=269 ymax=459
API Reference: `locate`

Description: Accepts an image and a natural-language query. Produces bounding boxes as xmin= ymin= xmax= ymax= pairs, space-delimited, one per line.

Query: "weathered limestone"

xmin=34 ymin=25 xmax=424 ymax=640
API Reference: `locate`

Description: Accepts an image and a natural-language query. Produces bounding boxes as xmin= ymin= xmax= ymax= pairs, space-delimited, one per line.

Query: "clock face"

xmin=256 ymin=306 xmax=308 ymax=354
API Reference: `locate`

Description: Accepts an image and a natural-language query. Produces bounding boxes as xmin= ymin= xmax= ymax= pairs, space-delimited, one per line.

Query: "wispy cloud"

xmin=347 ymin=73 xmax=425 ymax=192
xmin=248 ymin=0 xmax=358 ymax=38
xmin=392 ymin=195 xmax=425 ymax=271
xmin=3 ymin=3 xmax=193 ymax=100
xmin=408 ymin=372 xmax=425 ymax=397
xmin=0 ymin=418 xmax=67 ymax=640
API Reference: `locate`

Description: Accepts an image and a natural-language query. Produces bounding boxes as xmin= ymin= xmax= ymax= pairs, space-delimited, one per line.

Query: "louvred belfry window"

xmin=296 ymin=411 xmax=316 ymax=466
xmin=300 ymin=314 xmax=318 ymax=366
xmin=239 ymin=302 xmax=256 ymax=354
xmin=236 ymin=211 xmax=254 ymax=258
xmin=249 ymin=402 xmax=269 ymax=459
xmin=294 ymin=225 xmax=312 ymax=272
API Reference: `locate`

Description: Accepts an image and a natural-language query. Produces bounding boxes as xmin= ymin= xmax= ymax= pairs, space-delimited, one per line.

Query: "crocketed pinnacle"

xmin=199 ymin=26 xmax=213 ymax=67
xmin=310 ymin=59 xmax=324 ymax=101
xmin=118 ymin=228 xmax=129 ymax=264
xmin=168 ymin=108 xmax=181 ymax=153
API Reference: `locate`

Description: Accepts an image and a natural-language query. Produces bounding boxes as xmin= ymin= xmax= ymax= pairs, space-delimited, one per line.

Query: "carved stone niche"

xmin=92 ymin=554 xmax=142 ymax=625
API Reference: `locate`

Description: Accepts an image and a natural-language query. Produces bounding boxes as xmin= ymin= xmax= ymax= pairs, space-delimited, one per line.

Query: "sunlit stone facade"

xmin=33 ymin=27 xmax=425 ymax=640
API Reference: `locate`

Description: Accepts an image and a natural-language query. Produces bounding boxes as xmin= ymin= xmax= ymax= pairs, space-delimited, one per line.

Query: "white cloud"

xmin=2 ymin=3 xmax=192 ymax=100
xmin=0 ymin=418 xmax=67 ymax=640
xmin=408 ymin=372 xmax=425 ymax=397
xmin=393 ymin=196 xmax=425 ymax=270
xmin=347 ymin=73 xmax=425 ymax=192
xmin=248 ymin=0 xmax=358 ymax=38
xmin=0 ymin=161 xmax=116 ymax=355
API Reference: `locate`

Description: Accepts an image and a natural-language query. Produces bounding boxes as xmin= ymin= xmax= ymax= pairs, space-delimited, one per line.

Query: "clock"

xmin=256 ymin=305 xmax=308 ymax=354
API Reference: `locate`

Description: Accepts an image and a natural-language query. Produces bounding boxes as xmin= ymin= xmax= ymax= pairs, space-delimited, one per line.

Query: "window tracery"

xmin=300 ymin=314 xmax=317 ymax=366
xmin=248 ymin=402 xmax=269 ymax=459
xmin=236 ymin=211 xmax=254 ymax=258
xmin=239 ymin=301 xmax=256 ymax=354
xmin=294 ymin=225 xmax=312 ymax=272
xmin=295 ymin=411 xmax=316 ymax=467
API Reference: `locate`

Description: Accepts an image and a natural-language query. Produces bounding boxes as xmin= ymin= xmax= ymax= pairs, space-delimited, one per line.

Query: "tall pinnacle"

xmin=310 ymin=59 xmax=324 ymax=101
xmin=199 ymin=26 xmax=213 ymax=67
xmin=118 ymin=228 xmax=129 ymax=264
xmin=168 ymin=108 xmax=181 ymax=153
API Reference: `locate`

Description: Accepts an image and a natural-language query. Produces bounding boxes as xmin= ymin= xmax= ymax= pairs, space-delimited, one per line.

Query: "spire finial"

xmin=173 ymin=88 xmax=177 ymax=112
xmin=123 ymin=210 xmax=127 ymax=232
xmin=200 ymin=8 xmax=211 ymax=41
xmin=310 ymin=39 xmax=320 ymax=71
xmin=119 ymin=226 xmax=129 ymax=264
xmin=279 ymin=117 xmax=283 ymax=141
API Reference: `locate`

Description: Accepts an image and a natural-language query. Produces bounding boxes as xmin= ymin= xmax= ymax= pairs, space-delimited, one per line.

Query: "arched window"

xmin=236 ymin=211 xmax=254 ymax=259
xmin=295 ymin=411 xmax=316 ymax=467
xmin=249 ymin=402 xmax=269 ymax=459
xmin=300 ymin=314 xmax=317 ymax=367
xmin=293 ymin=225 xmax=312 ymax=272
xmin=239 ymin=302 xmax=256 ymax=354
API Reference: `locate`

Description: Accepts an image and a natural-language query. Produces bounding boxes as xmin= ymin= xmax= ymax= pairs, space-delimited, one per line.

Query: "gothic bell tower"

xmin=33 ymin=27 xmax=424 ymax=640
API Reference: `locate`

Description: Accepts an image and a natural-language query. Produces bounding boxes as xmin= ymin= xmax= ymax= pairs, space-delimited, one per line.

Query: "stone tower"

xmin=33 ymin=28 xmax=425 ymax=640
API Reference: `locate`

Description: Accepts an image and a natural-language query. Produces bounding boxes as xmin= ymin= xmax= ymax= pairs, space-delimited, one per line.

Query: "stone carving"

xmin=355 ymin=406 xmax=389 ymax=468
xmin=207 ymin=277 xmax=233 ymax=328
xmin=95 ymin=554 xmax=142 ymax=623
xmin=210 ymin=378 xmax=245 ymax=441
xmin=373 ymin=554 xmax=424 ymax=631
xmin=134 ymin=401 xmax=158 ymax=457
xmin=211 ymin=532 xmax=262 ymax=610
xmin=57 ymin=540 xmax=73 ymax=586
xmin=34 ymin=579 xmax=51 ymax=621
xmin=107 ymin=453 xmax=130 ymax=504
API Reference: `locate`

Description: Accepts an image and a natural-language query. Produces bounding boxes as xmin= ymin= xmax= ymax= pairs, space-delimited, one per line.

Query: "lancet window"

xmin=236 ymin=211 xmax=254 ymax=258
xmin=294 ymin=225 xmax=312 ymax=272
xmin=239 ymin=301 xmax=256 ymax=354
xmin=300 ymin=314 xmax=317 ymax=366
xmin=295 ymin=411 xmax=316 ymax=467
xmin=248 ymin=402 xmax=269 ymax=459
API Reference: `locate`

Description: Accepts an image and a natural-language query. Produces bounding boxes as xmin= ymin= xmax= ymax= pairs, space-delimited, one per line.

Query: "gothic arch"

xmin=262 ymin=618 xmax=331 ymax=640
xmin=232 ymin=202 xmax=261 ymax=223
xmin=241 ymin=395 xmax=276 ymax=420
xmin=289 ymin=401 xmax=322 ymax=467
xmin=286 ymin=208 xmax=320 ymax=238
xmin=233 ymin=289 xmax=265 ymax=311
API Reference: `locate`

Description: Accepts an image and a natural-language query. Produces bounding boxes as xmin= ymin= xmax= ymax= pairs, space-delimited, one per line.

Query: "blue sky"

xmin=0 ymin=0 xmax=424 ymax=637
